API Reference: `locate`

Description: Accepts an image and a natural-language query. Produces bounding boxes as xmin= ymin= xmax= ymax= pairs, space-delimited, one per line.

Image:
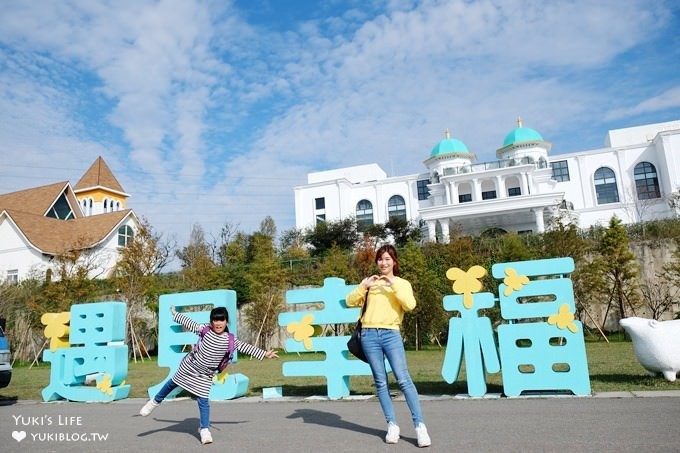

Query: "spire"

xmin=517 ymin=116 xmax=523 ymax=128
xmin=444 ymin=128 xmax=451 ymax=139
xmin=74 ymin=156 xmax=126 ymax=194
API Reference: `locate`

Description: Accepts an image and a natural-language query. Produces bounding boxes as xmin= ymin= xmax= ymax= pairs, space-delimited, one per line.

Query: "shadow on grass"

xmin=590 ymin=373 xmax=653 ymax=384
xmin=0 ymin=395 xmax=19 ymax=406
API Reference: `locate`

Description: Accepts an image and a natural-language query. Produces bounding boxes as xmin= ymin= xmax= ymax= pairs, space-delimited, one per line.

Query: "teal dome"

xmin=430 ymin=129 xmax=470 ymax=157
xmin=502 ymin=118 xmax=544 ymax=147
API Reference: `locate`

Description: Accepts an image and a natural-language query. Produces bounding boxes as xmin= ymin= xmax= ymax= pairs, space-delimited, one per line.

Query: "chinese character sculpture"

xmin=41 ymin=302 xmax=131 ymax=402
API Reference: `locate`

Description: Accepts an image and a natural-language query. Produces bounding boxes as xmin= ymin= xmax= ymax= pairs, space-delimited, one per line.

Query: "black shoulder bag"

xmin=347 ymin=292 xmax=368 ymax=362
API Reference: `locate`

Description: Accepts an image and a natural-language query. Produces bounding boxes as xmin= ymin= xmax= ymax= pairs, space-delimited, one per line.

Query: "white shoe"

xmin=415 ymin=423 xmax=431 ymax=448
xmin=385 ymin=422 xmax=400 ymax=444
xmin=200 ymin=428 xmax=213 ymax=444
xmin=139 ymin=399 xmax=159 ymax=416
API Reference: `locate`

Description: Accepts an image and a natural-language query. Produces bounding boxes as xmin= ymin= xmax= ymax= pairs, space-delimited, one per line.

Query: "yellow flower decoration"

xmin=287 ymin=314 xmax=315 ymax=350
xmin=446 ymin=265 xmax=487 ymax=309
xmin=214 ymin=370 xmax=229 ymax=384
xmin=96 ymin=373 xmax=113 ymax=396
xmin=547 ymin=304 xmax=578 ymax=333
xmin=503 ymin=267 xmax=530 ymax=296
xmin=40 ymin=312 xmax=71 ymax=352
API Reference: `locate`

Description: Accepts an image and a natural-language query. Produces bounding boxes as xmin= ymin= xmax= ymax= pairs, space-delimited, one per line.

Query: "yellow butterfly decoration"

xmin=547 ymin=304 xmax=578 ymax=333
xmin=446 ymin=265 xmax=487 ymax=309
xmin=503 ymin=268 xmax=530 ymax=296
xmin=287 ymin=314 xmax=316 ymax=350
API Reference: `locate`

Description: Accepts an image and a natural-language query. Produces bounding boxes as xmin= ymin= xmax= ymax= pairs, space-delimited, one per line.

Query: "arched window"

xmin=594 ymin=167 xmax=619 ymax=204
xmin=104 ymin=199 xmax=109 ymax=211
xmin=634 ymin=162 xmax=660 ymax=200
xmin=356 ymin=199 xmax=374 ymax=231
xmin=118 ymin=225 xmax=134 ymax=247
xmin=387 ymin=195 xmax=407 ymax=221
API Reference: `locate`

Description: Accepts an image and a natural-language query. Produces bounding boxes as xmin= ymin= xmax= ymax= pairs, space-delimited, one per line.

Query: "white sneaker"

xmin=385 ymin=422 xmax=400 ymax=444
xmin=139 ymin=399 xmax=159 ymax=416
xmin=415 ymin=423 xmax=431 ymax=448
xmin=200 ymin=428 xmax=213 ymax=444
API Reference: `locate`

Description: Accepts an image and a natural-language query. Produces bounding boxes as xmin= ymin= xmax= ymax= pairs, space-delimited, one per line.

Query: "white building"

xmin=294 ymin=119 xmax=680 ymax=242
xmin=0 ymin=157 xmax=140 ymax=282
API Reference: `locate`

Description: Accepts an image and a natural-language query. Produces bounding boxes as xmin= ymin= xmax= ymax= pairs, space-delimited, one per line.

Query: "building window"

xmin=459 ymin=193 xmax=472 ymax=203
xmin=594 ymin=167 xmax=620 ymax=204
xmin=314 ymin=197 xmax=326 ymax=224
xmin=508 ymin=187 xmax=521 ymax=196
xmin=387 ymin=195 xmax=407 ymax=221
xmin=551 ymin=160 xmax=570 ymax=182
xmin=416 ymin=179 xmax=430 ymax=200
xmin=118 ymin=225 xmax=134 ymax=247
xmin=47 ymin=193 xmax=75 ymax=220
xmin=356 ymin=199 xmax=374 ymax=231
xmin=634 ymin=161 xmax=661 ymax=200
xmin=6 ymin=269 xmax=18 ymax=284
xmin=482 ymin=190 xmax=497 ymax=200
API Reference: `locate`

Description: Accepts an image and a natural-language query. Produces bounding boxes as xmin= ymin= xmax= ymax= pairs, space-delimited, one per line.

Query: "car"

xmin=0 ymin=318 xmax=12 ymax=388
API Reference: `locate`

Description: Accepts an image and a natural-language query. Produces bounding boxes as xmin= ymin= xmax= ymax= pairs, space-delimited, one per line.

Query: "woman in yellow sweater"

xmin=346 ymin=244 xmax=431 ymax=448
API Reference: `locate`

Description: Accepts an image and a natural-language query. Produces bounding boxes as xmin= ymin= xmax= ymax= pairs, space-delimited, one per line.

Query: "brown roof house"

xmin=0 ymin=157 xmax=139 ymax=282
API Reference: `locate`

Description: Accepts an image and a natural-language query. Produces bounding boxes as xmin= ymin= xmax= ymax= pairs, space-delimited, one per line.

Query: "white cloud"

xmin=605 ymin=86 xmax=680 ymax=121
xmin=0 ymin=0 xmax=678 ymax=249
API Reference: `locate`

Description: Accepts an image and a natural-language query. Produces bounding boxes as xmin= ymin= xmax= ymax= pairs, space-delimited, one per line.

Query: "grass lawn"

xmin=2 ymin=340 xmax=679 ymax=401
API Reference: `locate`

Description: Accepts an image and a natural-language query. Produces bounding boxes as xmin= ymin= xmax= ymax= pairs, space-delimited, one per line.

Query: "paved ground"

xmin=2 ymin=392 xmax=680 ymax=453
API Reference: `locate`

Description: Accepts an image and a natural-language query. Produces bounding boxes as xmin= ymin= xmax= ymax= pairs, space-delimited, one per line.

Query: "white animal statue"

xmin=619 ymin=317 xmax=680 ymax=382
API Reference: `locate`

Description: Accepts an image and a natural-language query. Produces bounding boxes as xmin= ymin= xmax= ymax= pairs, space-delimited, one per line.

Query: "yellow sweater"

xmin=346 ymin=276 xmax=417 ymax=330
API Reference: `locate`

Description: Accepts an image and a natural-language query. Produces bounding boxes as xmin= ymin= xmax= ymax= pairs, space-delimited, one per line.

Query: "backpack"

xmin=194 ymin=325 xmax=235 ymax=373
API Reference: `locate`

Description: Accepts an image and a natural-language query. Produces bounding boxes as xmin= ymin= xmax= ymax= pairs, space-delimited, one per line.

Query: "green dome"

xmin=502 ymin=118 xmax=544 ymax=147
xmin=430 ymin=129 xmax=470 ymax=157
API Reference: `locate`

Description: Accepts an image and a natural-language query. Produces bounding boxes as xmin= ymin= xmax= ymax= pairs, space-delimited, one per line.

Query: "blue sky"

xmin=1 ymin=0 xmax=679 ymax=251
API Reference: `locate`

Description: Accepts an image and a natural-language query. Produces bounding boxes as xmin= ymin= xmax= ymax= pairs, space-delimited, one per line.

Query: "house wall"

xmin=294 ymin=121 xmax=680 ymax=234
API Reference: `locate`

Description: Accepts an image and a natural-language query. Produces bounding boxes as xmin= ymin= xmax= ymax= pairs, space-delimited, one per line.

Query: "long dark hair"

xmin=210 ymin=307 xmax=230 ymax=332
xmin=375 ymin=244 xmax=400 ymax=276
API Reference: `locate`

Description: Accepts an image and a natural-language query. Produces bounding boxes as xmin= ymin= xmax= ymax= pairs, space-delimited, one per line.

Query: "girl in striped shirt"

xmin=140 ymin=305 xmax=278 ymax=444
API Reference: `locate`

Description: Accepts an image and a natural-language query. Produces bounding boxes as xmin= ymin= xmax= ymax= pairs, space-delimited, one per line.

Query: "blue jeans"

xmin=362 ymin=328 xmax=424 ymax=426
xmin=154 ymin=379 xmax=211 ymax=429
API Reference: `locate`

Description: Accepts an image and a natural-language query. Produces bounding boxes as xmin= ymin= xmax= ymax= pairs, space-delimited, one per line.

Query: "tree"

xmin=543 ymin=219 xmax=589 ymax=261
xmin=304 ymin=217 xmax=358 ymax=256
xmin=259 ymin=216 xmax=277 ymax=239
xmin=593 ymin=216 xmax=642 ymax=330
xmin=400 ymin=241 xmax=446 ymax=349
xmin=176 ymin=224 xmax=220 ymax=291
xmin=639 ymin=280 xmax=677 ymax=320
xmin=113 ymin=218 xmax=173 ymax=361
xmin=316 ymin=245 xmax=359 ymax=284
xmin=385 ymin=217 xmax=423 ymax=247
xmin=241 ymin=229 xmax=289 ymax=350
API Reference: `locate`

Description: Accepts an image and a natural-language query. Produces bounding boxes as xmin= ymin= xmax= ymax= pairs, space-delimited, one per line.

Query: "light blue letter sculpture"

xmin=494 ymin=257 xmax=591 ymax=397
xmin=147 ymin=290 xmax=249 ymax=401
xmin=42 ymin=301 xmax=130 ymax=402
xmin=279 ymin=277 xmax=380 ymax=399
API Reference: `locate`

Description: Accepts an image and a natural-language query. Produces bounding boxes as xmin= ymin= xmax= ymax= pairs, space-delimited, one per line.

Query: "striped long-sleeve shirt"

xmin=171 ymin=311 xmax=267 ymax=398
